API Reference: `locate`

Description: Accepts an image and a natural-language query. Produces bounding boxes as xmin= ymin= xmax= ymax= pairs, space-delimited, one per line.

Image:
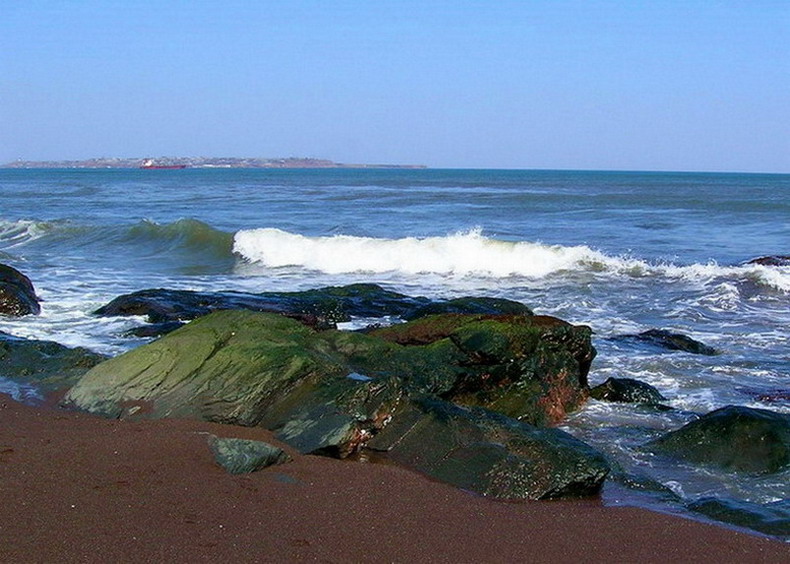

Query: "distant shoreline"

xmin=1 ymin=157 xmax=427 ymax=170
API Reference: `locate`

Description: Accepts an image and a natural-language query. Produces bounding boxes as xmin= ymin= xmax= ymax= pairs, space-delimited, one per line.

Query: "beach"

xmin=1 ymin=394 xmax=787 ymax=563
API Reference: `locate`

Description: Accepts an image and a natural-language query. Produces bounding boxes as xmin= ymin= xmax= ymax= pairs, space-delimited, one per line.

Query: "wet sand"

xmin=1 ymin=394 xmax=787 ymax=563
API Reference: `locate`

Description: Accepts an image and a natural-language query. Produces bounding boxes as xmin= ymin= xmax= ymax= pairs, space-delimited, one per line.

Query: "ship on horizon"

xmin=140 ymin=158 xmax=187 ymax=170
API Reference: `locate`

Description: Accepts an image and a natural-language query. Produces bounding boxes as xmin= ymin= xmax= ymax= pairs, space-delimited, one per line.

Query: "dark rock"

xmin=590 ymin=377 xmax=667 ymax=405
xmin=688 ymin=497 xmax=790 ymax=538
xmin=123 ymin=321 xmax=185 ymax=338
xmin=611 ymin=328 xmax=718 ymax=355
xmin=371 ymin=314 xmax=594 ymax=425
xmin=207 ymin=435 xmax=290 ymax=474
xmin=646 ymin=406 xmax=790 ymax=474
xmin=745 ymin=255 xmax=790 ymax=267
xmin=64 ymin=310 xmax=595 ymax=453
xmin=0 ymin=331 xmax=108 ymax=394
xmin=93 ymin=283 xmax=531 ymax=328
xmin=366 ymin=396 xmax=610 ymax=500
xmin=402 ymin=296 xmax=533 ymax=320
xmin=0 ymin=264 xmax=40 ymax=316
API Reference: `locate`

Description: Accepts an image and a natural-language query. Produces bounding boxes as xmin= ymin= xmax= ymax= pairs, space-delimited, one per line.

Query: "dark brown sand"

xmin=1 ymin=394 xmax=787 ymax=563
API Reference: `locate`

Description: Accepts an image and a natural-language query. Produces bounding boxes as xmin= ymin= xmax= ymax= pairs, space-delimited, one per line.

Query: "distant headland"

xmin=1 ymin=157 xmax=427 ymax=170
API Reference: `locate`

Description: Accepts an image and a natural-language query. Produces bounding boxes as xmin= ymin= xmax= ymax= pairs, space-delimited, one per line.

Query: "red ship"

xmin=140 ymin=159 xmax=187 ymax=169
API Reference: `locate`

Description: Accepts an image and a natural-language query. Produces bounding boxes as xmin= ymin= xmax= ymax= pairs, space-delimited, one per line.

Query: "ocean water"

xmin=1 ymin=168 xmax=789 ymax=535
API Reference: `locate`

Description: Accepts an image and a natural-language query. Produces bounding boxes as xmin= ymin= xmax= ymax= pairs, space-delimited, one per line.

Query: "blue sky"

xmin=1 ymin=1 xmax=788 ymax=172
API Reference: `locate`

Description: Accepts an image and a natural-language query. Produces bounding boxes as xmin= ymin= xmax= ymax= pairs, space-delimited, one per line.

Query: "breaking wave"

xmin=233 ymin=228 xmax=790 ymax=291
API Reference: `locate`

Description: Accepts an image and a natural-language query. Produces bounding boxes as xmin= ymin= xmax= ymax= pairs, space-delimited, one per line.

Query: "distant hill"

xmin=1 ymin=157 xmax=427 ymax=169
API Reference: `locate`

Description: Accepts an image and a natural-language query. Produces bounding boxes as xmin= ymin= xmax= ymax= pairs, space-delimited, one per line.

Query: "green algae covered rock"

xmin=207 ymin=435 xmax=290 ymax=474
xmin=366 ymin=396 xmax=609 ymax=500
xmin=0 ymin=331 xmax=108 ymax=394
xmin=371 ymin=314 xmax=594 ymax=425
xmin=647 ymin=405 xmax=790 ymax=474
xmin=64 ymin=309 xmax=595 ymax=458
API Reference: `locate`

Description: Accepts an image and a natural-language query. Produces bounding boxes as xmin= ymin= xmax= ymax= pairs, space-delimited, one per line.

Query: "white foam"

xmin=232 ymin=228 xmax=790 ymax=292
xmin=233 ymin=228 xmax=621 ymax=278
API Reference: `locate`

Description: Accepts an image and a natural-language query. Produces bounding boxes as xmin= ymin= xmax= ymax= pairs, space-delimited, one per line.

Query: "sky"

xmin=1 ymin=1 xmax=788 ymax=172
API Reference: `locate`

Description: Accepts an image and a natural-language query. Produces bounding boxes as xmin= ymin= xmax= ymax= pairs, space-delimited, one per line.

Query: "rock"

xmin=207 ymin=435 xmax=290 ymax=474
xmin=402 ymin=296 xmax=533 ymax=320
xmin=611 ymin=328 xmax=718 ymax=355
xmin=0 ymin=331 xmax=108 ymax=394
xmin=745 ymin=255 xmax=790 ymax=267
xmin=590 ymin=377 xmax=667 ymax=406
xmin=688 ymin=497 xmax=790 ymax=538
xmin=371 ymin=314 xmax=594 ymax=425
xmin=123 ymin=321 xmax=185 ymax=338
xmin=366 ymin=396 xmax=610 ymax=500
xmin=64 ymin=310 xmax=595 ymax=454
xmin=93 ymin=283 xmax=531 ymax=328
xmin=0 ymin=264 xmax=40 ymax=316
xmin=646 ymin=406 xmax=790 ymax=474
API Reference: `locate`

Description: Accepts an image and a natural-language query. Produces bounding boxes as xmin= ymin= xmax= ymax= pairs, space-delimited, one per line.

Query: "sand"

xmin=0 ymin=394 xmax=787 ymax=563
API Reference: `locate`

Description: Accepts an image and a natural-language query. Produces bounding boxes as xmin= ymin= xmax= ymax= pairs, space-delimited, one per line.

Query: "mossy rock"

xmin=208 ymin=435 xmax=291 ymax=474
xmin=366 ymin=396 xmax=610 ymax=500
xmin=646 ymin=406 xmax=790 ymax=474
xmin=0 ymin=331 xmax=107 ymax=393
xmin=65 ymin=309 xmax=595 ymax=456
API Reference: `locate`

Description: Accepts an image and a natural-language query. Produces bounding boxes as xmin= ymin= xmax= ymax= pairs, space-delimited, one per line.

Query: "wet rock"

xmin=371 ymin=314 xmax=594 ymax=425
xmin=590 ymin=377 xmax=667 ymax=406
xmin=745 ymin=255 xmax=790 ymax=267
xmin=0 ymin=264 xmax=40 ymax=316
xmin=93 ymin=283 xmax=531 ymax=328
xmin=0 ymin=331 xmax=108 ymax=394
xmin=207 ymin=435 xmax=290 ymax=474
xmin=64 ymin=309 xmax=595 ymax=455
xmin=688 ymin=497 xmax=790 ymax=538
xmin=611 ymin=328 xmax=718 ymax=355
xmin=123 ymin=321 xmax=185 ymax=338
xmin=646 ymin=406 xmax=790 ymax=474
xmin=402 ymin=296 xmax=533 ymax=320
xmin=366 ymin=396 xmax=610 ymax=500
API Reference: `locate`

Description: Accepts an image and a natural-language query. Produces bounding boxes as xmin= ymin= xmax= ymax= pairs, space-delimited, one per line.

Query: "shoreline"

xmin=1 ymin=394 xmax=787 ymax=562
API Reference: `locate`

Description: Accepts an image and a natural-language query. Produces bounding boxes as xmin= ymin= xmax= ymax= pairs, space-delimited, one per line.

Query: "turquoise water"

xmin=1 ymin=168 xmax=789 ymax=537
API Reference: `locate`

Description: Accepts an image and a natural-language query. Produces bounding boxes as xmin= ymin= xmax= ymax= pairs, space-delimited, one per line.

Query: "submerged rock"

xmin=94 ymin=283 xmax=532 ymax=328
xmin=207 ymin=435 xmax=290 ymax=474
xmin=611 ymin=328 xmax=718 ymax=356
xmin=745 ymin=255 xmax=790 ymax=267
xmin=646 ymin=406 xmax=790 ymax=474
xmin=0 ymin=264 xmax=40 ymax=317
xmin=590 ymin=377 xmax=667 ymax=406
xmin=366 ymin=396 xmax=610 ymax=500
xmin=688 ymin=497 xmax=790 ymax=538
xmin=0 ymin=331 xmax=107 ymax=394
xmin=64 ymin=309 xmax=595 ymax=451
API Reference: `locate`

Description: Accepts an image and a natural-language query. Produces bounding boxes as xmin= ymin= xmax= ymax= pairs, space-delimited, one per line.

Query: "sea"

xmin=1 ymin=168 xmax=789 ymax=537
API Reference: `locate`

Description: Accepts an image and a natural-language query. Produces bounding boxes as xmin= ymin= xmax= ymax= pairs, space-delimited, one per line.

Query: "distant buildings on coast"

xmin=1 ymin=156 xmax=427 ymax=170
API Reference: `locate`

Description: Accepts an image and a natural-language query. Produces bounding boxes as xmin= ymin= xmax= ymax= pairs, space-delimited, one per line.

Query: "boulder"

xmin=93 ymin=283 xmax=532 ymax=328
xmin=371 ymin=314 xmax=594 ymax=424
xmin=207 ymin=435 xmax=290 ymax=474
xmin=646 ymin=406 xmax=790 ymax=474
xmin=0 ymin=331 xmax=108 ymax=394
xmin=611 ymin=328 xmax=717 ymax=355
xmin=64 ymin=309 xmax=595 ymax=453
xmin=590 ymin=377 xmax=667 ymax=406
xmin=366 ymin=396 xmax=609 ymax=500
xmin=0 ymin=264 xmax=40 ymax=316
